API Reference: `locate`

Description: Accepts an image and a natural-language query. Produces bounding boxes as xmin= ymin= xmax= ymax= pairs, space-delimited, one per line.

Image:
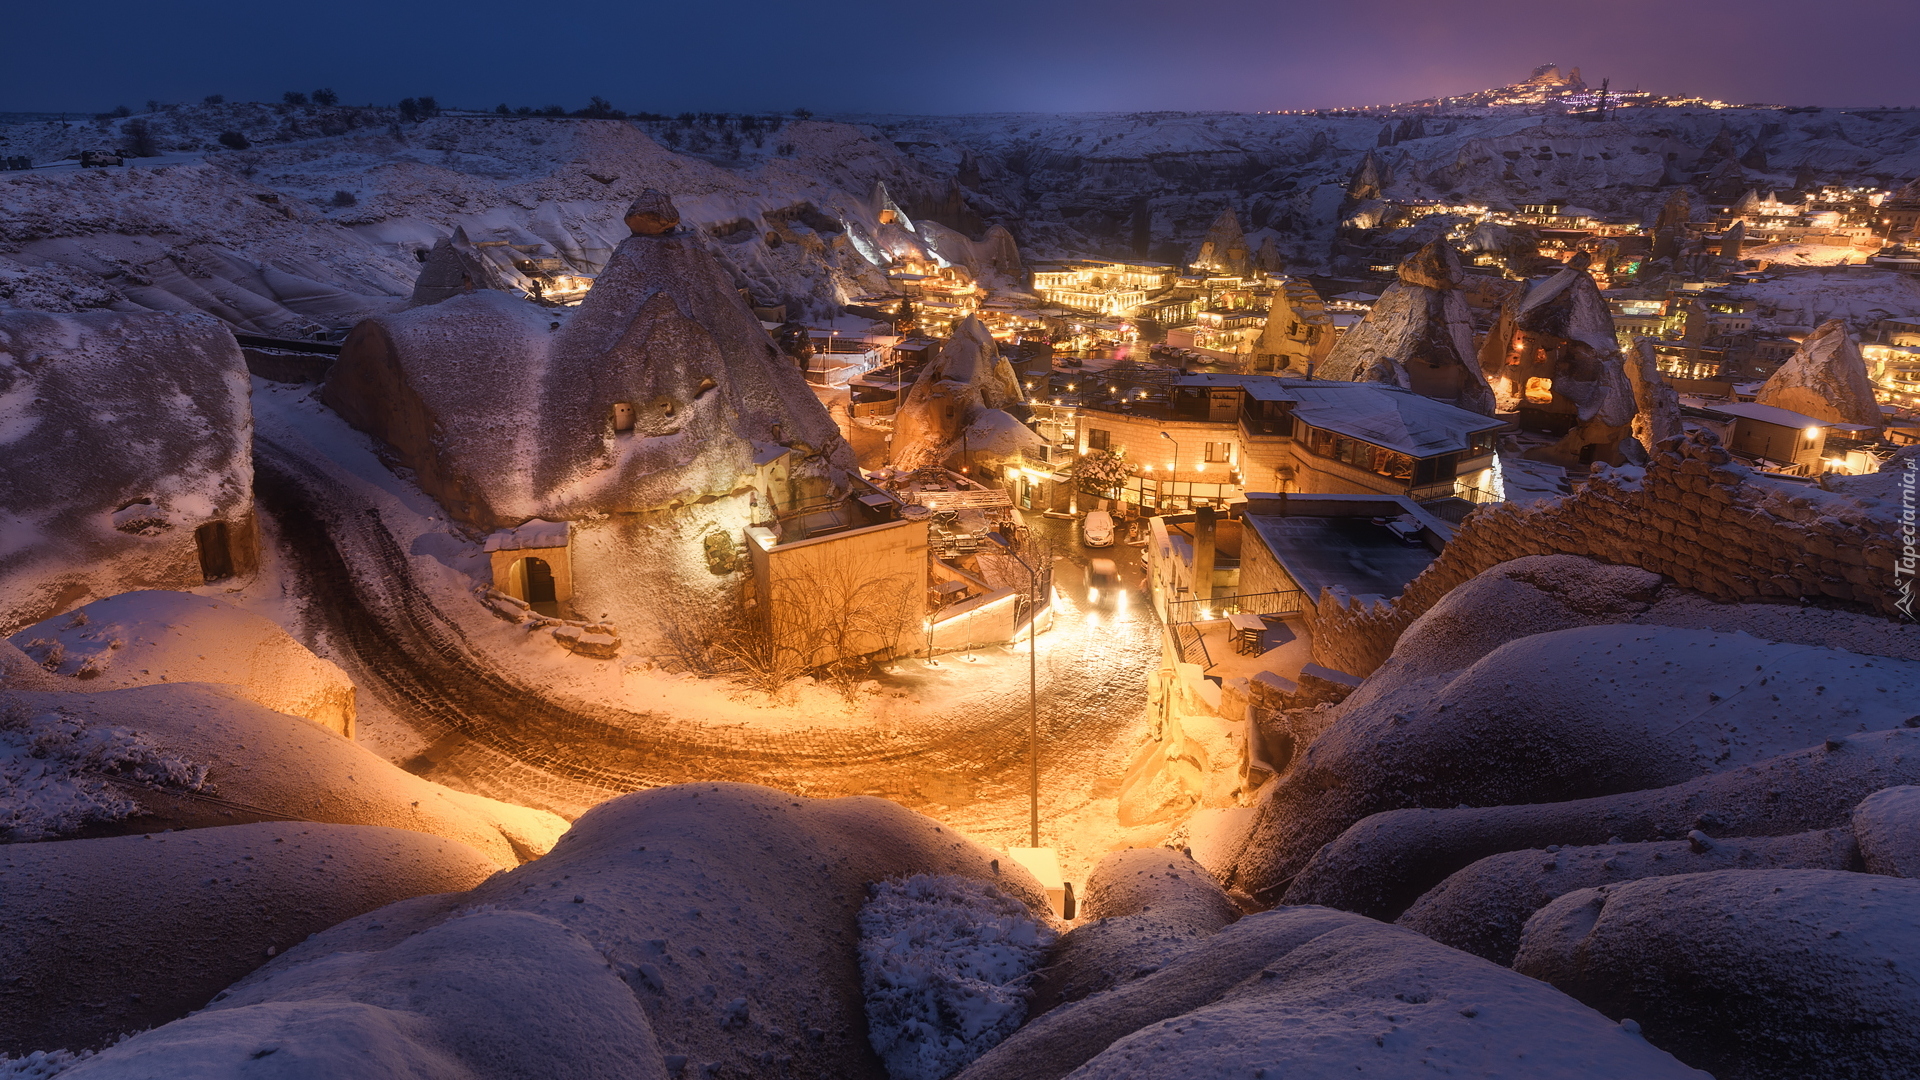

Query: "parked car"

xmin=1082 ymin=509 xmax=1114 ymax=548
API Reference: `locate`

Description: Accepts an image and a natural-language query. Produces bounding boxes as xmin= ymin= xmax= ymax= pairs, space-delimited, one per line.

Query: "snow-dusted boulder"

xmin=9 ymin=591 xmax=355 ymax=737
xmin=892 ymin=315 xmax=1027 ymax=470
xmin=64 ymin=784 xmax=1051 ymax=1080
xmin=1852 ymin=785 xmax=1920 ymax=877
xmin=1 ymin=684 xmax=564 ymax=866
xmin=1397 ymin=827 xmax=1856 ymax=965
xmin=1276 ymin=728 xmax=1920 ymax=920
xmin=0 ymin=822 xmax=498 ymax=1056
xmin=1223 ymin=624 xmax=1920 ymax=907
xmin=1515 ymin=869 xmax=1920 ymax=1080
xmin=1626 ymin=336 xmax=1683 ymax=453
xmin=1318 ymin=241 xmax=1495 ymax=414
xmin=1755 ymin=318 xmax=1883 ymax=429
xmin=953 ymin=907 xmax=1706 ymax=1080
xmin=1029 ymin=848 xmax=1238 ymax=1015
xmin=0 ymin=308 xmax=255 ymax=634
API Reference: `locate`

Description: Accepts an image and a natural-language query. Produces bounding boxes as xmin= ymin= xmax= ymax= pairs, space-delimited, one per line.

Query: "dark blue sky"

xmin=5 ymin=0 xmax=1916 ymax=115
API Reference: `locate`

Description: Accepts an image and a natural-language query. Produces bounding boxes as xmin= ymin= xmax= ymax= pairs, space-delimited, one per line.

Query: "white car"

xmin=1082 ymin=509 xmax=1115 ymax=548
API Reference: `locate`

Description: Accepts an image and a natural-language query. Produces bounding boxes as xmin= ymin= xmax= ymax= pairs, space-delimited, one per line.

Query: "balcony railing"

xmin=1165 ymin=589 xmax=1306 ymax=626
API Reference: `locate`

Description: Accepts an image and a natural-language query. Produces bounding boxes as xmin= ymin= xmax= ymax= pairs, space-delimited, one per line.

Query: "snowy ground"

xmin=230 ymin=379 xmax=1159 ymax=885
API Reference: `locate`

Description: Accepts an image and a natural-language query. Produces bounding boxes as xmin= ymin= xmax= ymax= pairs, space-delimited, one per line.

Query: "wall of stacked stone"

xmin=1305 ymin=431 xmax=1905 ymax=678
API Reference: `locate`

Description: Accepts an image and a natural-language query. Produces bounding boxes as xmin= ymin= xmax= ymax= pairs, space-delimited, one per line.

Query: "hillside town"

xmin=1 ymin=53 xmax=1918 ymax=1080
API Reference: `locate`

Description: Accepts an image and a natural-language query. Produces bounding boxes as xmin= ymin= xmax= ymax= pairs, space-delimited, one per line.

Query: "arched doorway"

xmin=506 ymin=556 xmax=560 ymax=617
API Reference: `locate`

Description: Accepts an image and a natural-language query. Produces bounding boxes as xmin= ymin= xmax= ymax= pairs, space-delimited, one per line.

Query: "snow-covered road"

xmin=253 ymin=430 xmax=1159 ymax=864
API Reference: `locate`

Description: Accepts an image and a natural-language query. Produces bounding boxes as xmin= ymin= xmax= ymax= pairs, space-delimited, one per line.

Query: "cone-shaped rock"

xmin=410 ymin=226 xmax=520 ymax=307
xmin=892 ymin=316 xmax=1027 ymax=470
xmin=1319 ymin=242 xmax=1495 ymax=415
xmin=1755 ymin=320 xmax=1883 ymax=429
xmin=1195 ymin=209 xmax=1250 ymax=276
xmin=326 ymin=192 xmax=848 ymax=638
xmin=1481 ymin=263 xmax=1637 ymax=464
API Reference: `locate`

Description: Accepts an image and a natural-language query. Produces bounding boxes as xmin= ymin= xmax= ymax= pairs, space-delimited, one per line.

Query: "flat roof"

xmin=1172 ymin=375 xmax=1508 ymax=457
xmin=1244 ymin=514 xmax=1437 ymax=600
xmin=1700 ymin=401 xmax=1834 ymax=430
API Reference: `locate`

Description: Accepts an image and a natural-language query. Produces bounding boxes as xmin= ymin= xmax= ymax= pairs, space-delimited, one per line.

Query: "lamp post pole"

xmin=990 ymin=531 xmax=1040 ymax=848
xmin=1160 ymin=430 xmax=1178 ymax=510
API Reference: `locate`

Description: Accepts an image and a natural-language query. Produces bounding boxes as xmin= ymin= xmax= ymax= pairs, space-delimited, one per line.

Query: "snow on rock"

xmin=1338 ymin=555 xmax=1664 ymax=714
xmin=953 ymin=907 xmax=1706 ymax=1080
xmin=1276 ymin=728 xmax=1920 ymax=921
xmin=859 ymin=874 xmax=1056 ymax=1080
xmin=8 ymin=591 xmax=356 ymax=737
xmin=1753 ymin=318 xmax=1884 ymax=429
xmin=1514 ymin=869 xmax=1920 ymax=1080
xmin=1 ymin=684 xmax=564 ymax=866
xmin=64 ymin=783 xmax=1051 ymax=1080
xmin=1852 ymin=785 xmax=1920 ymax=878
xmin=1482 ymin=264 xmax=1637 ymax=461
xmin=1316 ymin=241 xmax=1495 ymax=415
xmin=0 ymin=308 xmax=254 ymax=635
xmin=892 ymin=316 xmax=1026 ymax=470
xmin=0 ymin=691 xmax=210 ymax=841
xmin=1223 ymin=623 xmax=1920 ymax=909
xmin=0 ymin=822 xmax=498 ymax=1057
xmin=1397 ymin=827 xmax=1857 ymax=966
xmin=407 ymin=224 xmax=525 ymax=306
xmin=61 ymin=907 xmax=670 ymax=1080
xmin=1028 ymin=849 xmax=1237 ymax=1017
xmin=0 ymin=161 xmax=414 ymax=333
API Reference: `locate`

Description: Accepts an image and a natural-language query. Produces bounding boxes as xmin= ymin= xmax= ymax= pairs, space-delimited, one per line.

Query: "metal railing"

xmin=1165 ymin=588 xmax=1306 ymax=626
xmin=1173 ymin=623 xmax=1213 ymax=668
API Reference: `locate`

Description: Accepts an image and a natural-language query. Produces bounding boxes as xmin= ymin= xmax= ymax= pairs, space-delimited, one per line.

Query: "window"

xmin=1087 ymin=428 xmax=1111 ymax=451
xmin=1204 ymin=441 xmax=1232 ymax=463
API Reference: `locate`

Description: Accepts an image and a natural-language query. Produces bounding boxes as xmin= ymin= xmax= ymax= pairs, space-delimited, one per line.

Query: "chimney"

xmin=1191 ymin=506 xmax=1217 ymax=602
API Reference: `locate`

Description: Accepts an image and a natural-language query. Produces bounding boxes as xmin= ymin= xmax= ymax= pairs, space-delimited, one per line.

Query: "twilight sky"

xmin=4 ymin=0 xmax=1916 ymax=116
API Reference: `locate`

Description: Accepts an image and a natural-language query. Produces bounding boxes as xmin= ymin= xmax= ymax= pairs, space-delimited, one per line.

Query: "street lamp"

xmin=1159 ymin=431 xmax=1178 ymax=510
xmin=987 ymin=530 xmax=1039 ymax=848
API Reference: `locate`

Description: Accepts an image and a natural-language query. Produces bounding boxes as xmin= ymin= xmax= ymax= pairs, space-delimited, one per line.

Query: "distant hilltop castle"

xmin=1521 ymin=64 xmax=1586 ymax=92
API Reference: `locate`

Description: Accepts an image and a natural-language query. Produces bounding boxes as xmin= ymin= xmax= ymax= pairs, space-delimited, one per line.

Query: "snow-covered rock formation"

xmin=1398 ymin=826 xmax=1858 ymax=966
xmin=1027 ymin=848 xmax=1238 ymax=1016
xmin=9 ymin=591 xmax=356 ymax=737
xmin=407 ymin=224 xmax=525 ymax=306
xmin=323 ymin=191 xmax=852 ymax=637
xmin=0 ymin=309 xmax=256 ymax=634
xmin=1192 ymin=208 xmax=1249 ymax=275
xmin=1480 ymin=261 xmax=1638 ymax=463
xmin=1317 ymin=242 xmax=1496 ymax=415
xmin=952 ymin=907 xmax=1707 ymax=1080
xmin=891 ymin=315 xmax=1031 ymax=470
xmin=0 ymin=822 xmax=498 ymax=1056
xmin=1754 ymin=318 xmax=1884 ymax=429
xmin=1515 ymin=869 xmax=1920 ymax=1080
xmin=54 ymin=783 xmax=1051 ymax=1080
xmin=1 ymin=682 xmax=565 ymax=865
